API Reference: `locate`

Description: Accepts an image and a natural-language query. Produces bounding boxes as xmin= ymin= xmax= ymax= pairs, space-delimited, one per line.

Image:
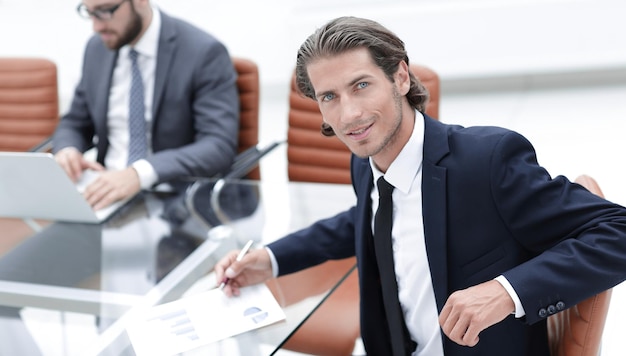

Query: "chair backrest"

xmin=0 ymin=58 xmax=59 ymax=152
xmin=287 ymin=64 xmax=440 ymax=184
xmin=547 ymin=174 xmax=613 ymax=356
xmin=232 ymin=57 xmax=260 ymax=179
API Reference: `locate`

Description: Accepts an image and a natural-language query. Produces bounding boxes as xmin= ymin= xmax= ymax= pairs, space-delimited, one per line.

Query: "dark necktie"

xmin=128 ymin=49 xmax=147 ymax=165
xmin=374 ymin=176 xmax=416 ymax=355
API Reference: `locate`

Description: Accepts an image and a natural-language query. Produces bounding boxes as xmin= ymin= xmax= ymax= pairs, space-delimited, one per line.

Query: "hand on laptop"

xmin=83 ymin=168 xmax=141 ymax=211
xmin=55 ymin=148 xmax=140 ymax=211
xmin=55 ymin=147 xmax=104 ymax=183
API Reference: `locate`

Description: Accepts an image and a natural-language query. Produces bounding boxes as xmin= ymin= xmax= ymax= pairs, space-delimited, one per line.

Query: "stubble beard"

xmin=352 ymin=86 xmax=404 ymax=159
xmin=103 ymin=8 xmax=143 ymax=50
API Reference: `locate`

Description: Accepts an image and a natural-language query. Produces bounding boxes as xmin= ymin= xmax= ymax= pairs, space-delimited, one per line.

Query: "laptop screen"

xmin=0 ymin=152 xmax=124 ymax=223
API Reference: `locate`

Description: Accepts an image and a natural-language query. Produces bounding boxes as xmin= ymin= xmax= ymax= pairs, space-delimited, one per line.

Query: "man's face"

xmin=83 ymin=0 xmax=143 ymax=50
xmin=307 ymin=48 xmax=413 ymax=170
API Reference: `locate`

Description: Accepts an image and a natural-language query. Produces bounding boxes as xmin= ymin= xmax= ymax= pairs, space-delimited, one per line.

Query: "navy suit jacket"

xmin=53 ymin=11 xmax=239 ymax=184
xmin=269 ymin=115 xmax=626 ymax=355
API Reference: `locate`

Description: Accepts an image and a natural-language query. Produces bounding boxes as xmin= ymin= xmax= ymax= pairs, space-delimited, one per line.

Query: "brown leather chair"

xmin=0 ymin=58 xmax=58 ymax=257
xmin=547 ymin=174 xmax=613 ymax=356
xmin=231 ymin=57 xmax=261 ymax=180
xmin=272 ymin=64 xmax=440 ymax=356
xmin=0 ymin=58 xmax=59 ymax=152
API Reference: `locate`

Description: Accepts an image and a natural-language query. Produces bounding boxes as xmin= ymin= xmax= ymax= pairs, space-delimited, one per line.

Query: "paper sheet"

xmin=126 ymin=284 xmax=286 ymax=356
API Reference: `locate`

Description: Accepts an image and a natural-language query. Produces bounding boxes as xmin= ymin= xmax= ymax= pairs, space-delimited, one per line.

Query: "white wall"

xmin=2 ymin=0 xmax=624 ymax=105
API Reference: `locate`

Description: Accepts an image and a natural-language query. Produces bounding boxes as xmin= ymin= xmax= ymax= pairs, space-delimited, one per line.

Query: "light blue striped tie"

xmin=128 ymin=49 xmax=147 ymax=165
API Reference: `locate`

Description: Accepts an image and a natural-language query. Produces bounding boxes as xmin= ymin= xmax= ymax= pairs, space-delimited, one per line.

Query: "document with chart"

xmin=126 ymin=284 xmax=286 ymax=356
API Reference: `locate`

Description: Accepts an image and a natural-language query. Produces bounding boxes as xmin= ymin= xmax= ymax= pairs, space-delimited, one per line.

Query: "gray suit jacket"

xmin=53 ymin=11 xmax=239 ymax=184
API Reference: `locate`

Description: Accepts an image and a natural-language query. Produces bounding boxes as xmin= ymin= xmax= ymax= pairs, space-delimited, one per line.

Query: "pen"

xmin=219 ymin=239 xmax=254 ymax=290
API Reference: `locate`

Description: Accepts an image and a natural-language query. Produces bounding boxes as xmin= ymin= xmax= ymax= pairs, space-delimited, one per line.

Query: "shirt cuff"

xmin=131 ymin=159 xmax=158 ymax=189
xmin=265 ymin=246 xmax=279 ymax=277
xmin=494 ymin=275 xmax=526 ymax=318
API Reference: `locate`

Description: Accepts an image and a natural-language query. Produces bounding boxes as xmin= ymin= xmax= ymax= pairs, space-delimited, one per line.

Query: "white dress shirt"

xmin=105 ymin=7 xmax=161 ymax=189
xmin=370 ymin=111 xmax=444 ymax=355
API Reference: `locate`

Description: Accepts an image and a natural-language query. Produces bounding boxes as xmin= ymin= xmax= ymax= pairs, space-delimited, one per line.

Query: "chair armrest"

xmin=29 ymin=137 xmax=53 ymax=153
xmin=183 ymin=141 xmax=284 ymax=229
xmin=225 ymin=140 xmax=284 ymax=179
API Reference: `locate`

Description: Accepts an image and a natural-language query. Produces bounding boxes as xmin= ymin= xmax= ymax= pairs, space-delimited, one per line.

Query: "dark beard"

xmin=109 ymin=7 xmax=143 ymax=50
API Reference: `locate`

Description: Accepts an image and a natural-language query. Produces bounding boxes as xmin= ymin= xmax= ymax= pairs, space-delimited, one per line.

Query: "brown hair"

xmin=295 ymin=16 xmax=429 ymax=136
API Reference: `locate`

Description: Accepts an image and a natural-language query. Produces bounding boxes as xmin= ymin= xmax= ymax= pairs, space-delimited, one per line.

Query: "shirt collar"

xmin=370 ymin=110 xmax=425 ymax=194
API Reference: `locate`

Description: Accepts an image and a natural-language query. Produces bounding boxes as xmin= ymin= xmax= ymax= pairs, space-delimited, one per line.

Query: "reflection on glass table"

xmin=0 ymin=178 xmax=356 ymax=355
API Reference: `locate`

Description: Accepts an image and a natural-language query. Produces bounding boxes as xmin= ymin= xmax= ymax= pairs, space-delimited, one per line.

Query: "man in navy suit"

xmin=215 ymin=16 xmax=626 ymax=355
xmin=53 ymin=0 xmax=239 ymax=210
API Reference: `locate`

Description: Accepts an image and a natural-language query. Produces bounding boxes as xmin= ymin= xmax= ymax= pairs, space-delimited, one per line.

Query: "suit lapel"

xmin=152 ymin=11 xmax=177 ymax=125
xmin=352 ymin=156 xmax=395 ymax=354
xmin=352 ymin=155 xmax=374 ymax=266
xmin=422 ymin=116 xmax=450 ymax=311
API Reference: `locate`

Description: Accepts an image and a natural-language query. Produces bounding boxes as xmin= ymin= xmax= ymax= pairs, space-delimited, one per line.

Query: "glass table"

xmin=0 ymin=179 xmax=357 ymax=355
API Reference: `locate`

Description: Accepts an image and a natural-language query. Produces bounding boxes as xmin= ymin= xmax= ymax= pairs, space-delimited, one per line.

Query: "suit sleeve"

xmin=267 ymin=206 xmax=358 ymax=276
xmin=491 ymin=132 xmax=626 ymax=324
xmin=147 ymin=37 xmax=239 ymax=182
xmin=51 ymin=38 xmax=99 ymax=154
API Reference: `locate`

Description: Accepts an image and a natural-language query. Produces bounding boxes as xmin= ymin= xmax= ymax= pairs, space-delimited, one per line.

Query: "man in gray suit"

xmin=53 ymin=0 xmax=239 ymax=210
xmin=0 ymin=2 xmax=239 ymax=354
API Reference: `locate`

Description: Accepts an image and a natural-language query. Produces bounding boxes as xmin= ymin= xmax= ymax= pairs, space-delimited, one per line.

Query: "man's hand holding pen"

xmin=218 ymin=240 xmax=255 ymax=290
xmin=214 ymin=241 xmax=274 ymax=297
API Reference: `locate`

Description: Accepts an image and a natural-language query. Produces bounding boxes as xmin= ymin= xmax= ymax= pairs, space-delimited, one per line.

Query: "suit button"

xmin=538 ymin=308 xmax=548 ymax=318
xmin=547 ymin=305 xmax=557 ymax=315
xmin=556 ymin=301 xmax=565 ymax=311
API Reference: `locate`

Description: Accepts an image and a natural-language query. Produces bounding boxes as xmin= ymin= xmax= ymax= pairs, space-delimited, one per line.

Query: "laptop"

xmin=0 ymin=152 xmax=132 ymax=223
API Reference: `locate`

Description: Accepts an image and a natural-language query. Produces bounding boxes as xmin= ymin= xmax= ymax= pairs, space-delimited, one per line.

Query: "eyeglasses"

xmin=77 ymin=0 xmax=129 ymax=21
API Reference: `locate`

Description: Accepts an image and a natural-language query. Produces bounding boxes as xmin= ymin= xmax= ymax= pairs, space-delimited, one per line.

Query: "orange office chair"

xmin=231 ymin=57 xmax=261 ymax=180
xmin=270 ymin=64 xmax=440 ymax=356
xmin=547 ymin=174 xmax=613 ymax=356
xmin=0 ymin=58 xmax=59 ymax=152
xmin=0 ymin=58 xmax=58 ymax=257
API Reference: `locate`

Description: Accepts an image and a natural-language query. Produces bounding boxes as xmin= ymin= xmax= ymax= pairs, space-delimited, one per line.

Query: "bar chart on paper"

xmin=149 ymin=308 xmax=200 ymax=341
xmin=126 ymin=284 xmax=286 ymax=356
